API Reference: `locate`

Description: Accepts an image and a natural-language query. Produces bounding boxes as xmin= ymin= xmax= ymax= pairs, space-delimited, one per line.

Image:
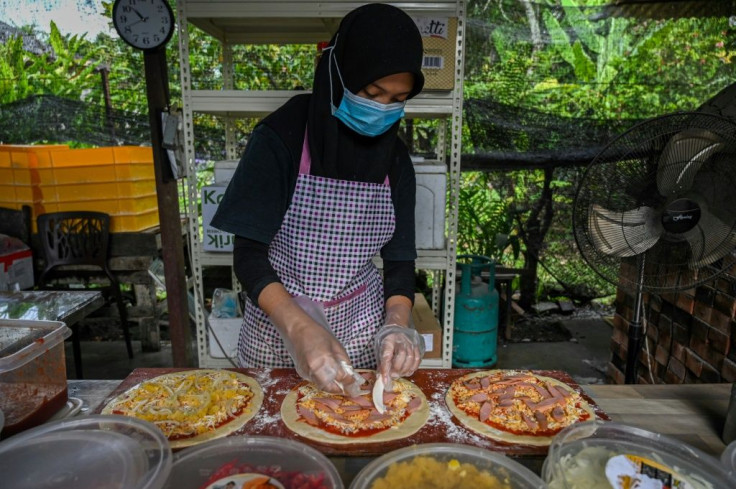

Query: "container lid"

xmin=0 ymin=414 xmax=172 ymax=489
xmin=721 ymin=440 xmax=736 ymax=481
xmin=413 ymin=160 xmax=446 ymax=173
xmin=165 ymin=436 xmax=344 ymax=489
xmin=350 ymin=443 xmax=545 ymax=489
xmin=0 ymin=319 xmax=70 ymax=373
xmin=542 ymin=420 xmax=733 ymax=489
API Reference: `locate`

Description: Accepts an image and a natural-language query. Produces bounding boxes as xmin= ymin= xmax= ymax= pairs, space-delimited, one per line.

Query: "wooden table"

xmin=0 ymin=290 xmax=104 ymax=378
xmin=583 ymin=383 xmax=731 ymax=457
xmin=64 ymin=369 xmax=733 ymax=485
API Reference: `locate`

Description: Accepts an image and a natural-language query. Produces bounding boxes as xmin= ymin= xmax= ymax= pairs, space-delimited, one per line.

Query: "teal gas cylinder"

xmin=452 ymin=255 xmax=499 ymax=367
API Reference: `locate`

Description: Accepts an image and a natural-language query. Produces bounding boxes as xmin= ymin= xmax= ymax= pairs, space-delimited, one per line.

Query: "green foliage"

xmin=462 ymin=0 xmax=734 ymax=301
xmin=0 ymin=22 xmax=103 ymax=104
xmin=456 ymin=172 xmax=520 ymax=264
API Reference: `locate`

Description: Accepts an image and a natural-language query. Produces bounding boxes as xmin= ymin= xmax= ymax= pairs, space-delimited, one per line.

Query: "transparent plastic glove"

xmin=374 ymin=325 xmax=425 ymax=390
xmin=274 ymin=296 xmax=359 ymax=396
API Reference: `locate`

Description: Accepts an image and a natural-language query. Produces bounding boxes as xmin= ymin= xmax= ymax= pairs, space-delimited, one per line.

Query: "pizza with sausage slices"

xmin=281 ymin=370 xmax=429 ymax=444
xmin=446 ymin=369 xmax=595 ymax=446
xmin=102 ymin=369 xmax=264 ymax=448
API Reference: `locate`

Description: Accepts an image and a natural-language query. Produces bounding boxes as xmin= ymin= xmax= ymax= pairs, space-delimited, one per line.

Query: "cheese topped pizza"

xmin=446 ymin=369 xmax=595 ymax=446
xmin=102 ymin=369 xmax=263 ymax=448
xmin=281 ymin=370 xmax=429 ymax=444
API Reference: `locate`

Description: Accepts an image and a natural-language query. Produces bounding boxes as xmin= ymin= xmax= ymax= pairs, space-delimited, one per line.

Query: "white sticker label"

xmin=413 ymin=17 xmax=450 ymax=40
xmin=422 ymin=333 xmax=434 ymax=352
xmin=422 ymin=55 xmax=444 ymax=70
xmin=605 ymin=454 xmax=695 ymax=489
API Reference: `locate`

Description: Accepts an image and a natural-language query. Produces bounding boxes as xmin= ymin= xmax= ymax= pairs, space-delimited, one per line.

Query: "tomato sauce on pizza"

xmin=281 ymin=370 xmax=429 ymax=444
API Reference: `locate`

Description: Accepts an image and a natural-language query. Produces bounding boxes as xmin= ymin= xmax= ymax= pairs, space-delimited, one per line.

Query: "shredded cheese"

xmin=106 ymin=370 xmax=254 ymax=440
xmin=449 ymin=370 xmax=591 ymax=436
xmin=297 ymin=374 xmax=417 ymax=435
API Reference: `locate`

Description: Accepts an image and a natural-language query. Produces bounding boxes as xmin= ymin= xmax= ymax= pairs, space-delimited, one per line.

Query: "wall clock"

xmin=112 ymin=0 xmax=175 ymax=51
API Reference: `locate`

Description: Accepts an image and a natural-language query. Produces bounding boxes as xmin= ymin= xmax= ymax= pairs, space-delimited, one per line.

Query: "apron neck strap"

xmin=299 ymin=129 xmax=311 ymax=175
xmin=299 ymin=128 xmax=390 ymax=186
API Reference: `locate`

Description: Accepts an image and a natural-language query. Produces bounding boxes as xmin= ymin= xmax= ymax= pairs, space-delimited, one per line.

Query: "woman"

xmin=212 ymin=3 xmax=425 ymax=396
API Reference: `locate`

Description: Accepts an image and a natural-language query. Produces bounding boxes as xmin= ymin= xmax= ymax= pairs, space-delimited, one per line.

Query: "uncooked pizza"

xmin=102 ymin=369 xmax=263 ymax=448
xmin=446 ymin=369 xmax=595 ymax=446
xmin=281 ymin=370 xmax=429 ymax=444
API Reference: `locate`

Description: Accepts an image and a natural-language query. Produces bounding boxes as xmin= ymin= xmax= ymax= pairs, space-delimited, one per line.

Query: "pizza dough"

xmin=102 ymin=369 xmax=264 ymax=449
xmin=281 ymin=370 xmax=429 ymax=444
xmin=446 ymin=369 xmax=595 ymax=446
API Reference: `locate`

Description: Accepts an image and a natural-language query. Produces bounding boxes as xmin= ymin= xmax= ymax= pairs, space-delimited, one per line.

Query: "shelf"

xmin=182 ymin=1 xmax=460 ymax=44
xmin=189 ymin=90 xmax=455 ymax=119
xmin=180 ymin=0 xmax=465 ymax=369
xmin=196 ymin=250 xmax=237 ymax=267
xmin=419 ymin=358 xmax=444 ymax=368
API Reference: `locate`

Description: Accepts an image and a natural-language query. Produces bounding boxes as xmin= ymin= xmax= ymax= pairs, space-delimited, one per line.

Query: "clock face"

xmin=113 ymin=0 xmax=175 ymax=50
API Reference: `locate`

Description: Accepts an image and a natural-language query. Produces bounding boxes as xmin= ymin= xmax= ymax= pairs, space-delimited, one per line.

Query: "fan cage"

xmin=573 ymin=112 xmax=736 ymax=293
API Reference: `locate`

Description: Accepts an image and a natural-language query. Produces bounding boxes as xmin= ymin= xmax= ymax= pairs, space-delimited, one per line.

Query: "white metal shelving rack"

xmin=177 ymin=0 xmax=465 ymax=368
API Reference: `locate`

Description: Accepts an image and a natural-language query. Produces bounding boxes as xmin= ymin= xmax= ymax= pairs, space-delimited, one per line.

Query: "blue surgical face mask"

xmin=325 ymin=39 xmax=407 ymax=137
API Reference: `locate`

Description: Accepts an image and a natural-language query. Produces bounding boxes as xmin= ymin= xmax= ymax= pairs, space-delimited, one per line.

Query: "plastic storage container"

xmin=0 ymin=144 xmax=158 ymax=232
xmin=721 ymin=440 xmax=736 ymax=481
xmin=214 ymin=159 xmax=238 ymax=184
xmin=542 ymin=420 xmax=735 ymax=489
xmin=350 ymin=443 xmax=546 ymax=489
xmin=414 ymin=160 xmax=447 ymax=250
xmin=0 ymin=414 xmax=172 ymax=489
xmin=0 ymin=319 xmax=71 ymax=437
xmin=164 ymin=436 xmax=344 ymax=489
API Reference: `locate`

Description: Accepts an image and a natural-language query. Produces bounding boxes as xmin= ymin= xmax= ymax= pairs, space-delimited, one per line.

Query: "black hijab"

xmin=262 ymin=3 xmax=424 ymax=183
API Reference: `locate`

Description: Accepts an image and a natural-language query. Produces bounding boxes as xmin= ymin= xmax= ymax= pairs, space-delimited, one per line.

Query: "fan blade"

xmin=690 ymin=167 xmax=736 ymax=231
xmin=657 ymin=129 xmax=724 ymax=196
xmin=589 ymin=205 xmax=662 ymax=257
xmin=684 ymin=209 xmax=736 ymax=268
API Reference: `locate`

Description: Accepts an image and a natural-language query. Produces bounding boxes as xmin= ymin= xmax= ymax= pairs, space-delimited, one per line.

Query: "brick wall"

xmin=608 ymin=266 xmax=736 ymax=384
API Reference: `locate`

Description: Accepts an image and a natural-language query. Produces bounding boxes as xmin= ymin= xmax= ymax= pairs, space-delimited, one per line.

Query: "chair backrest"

xmin=0 ymin=205 xmax=32 ymax=244
xmin=37 ymin=211 xmax=112 ymax=274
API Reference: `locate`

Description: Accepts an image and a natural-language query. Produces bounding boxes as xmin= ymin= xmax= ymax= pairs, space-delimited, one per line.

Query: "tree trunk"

xmin=520 ymin=0 xmax=544 ymax=54
xmin=517 ymin=167 xmax=555 ymax=310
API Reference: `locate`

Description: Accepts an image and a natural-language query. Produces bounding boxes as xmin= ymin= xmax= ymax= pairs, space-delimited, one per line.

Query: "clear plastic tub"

xmin=349 ymin=443 xmax=546 ymax=489
xmin=0 ymin=414 xmax=172 ymax=489
xmin=542 ymin=420 xmax=734 ymax=489
xmin=721 ymin=439 xmax=736 ymax=480
xmin=165 ymin=436 xmax=344 ymax=489
xmin=0 ymin=319 xmax=70 ymax=437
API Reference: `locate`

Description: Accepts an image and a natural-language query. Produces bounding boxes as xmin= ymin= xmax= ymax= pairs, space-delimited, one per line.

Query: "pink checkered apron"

xmin=238 ymin=133 xmax=396 ymax=368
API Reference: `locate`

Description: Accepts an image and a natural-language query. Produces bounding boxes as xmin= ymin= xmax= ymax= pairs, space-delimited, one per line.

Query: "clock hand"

xmin=132 ymin=7 xmax=145 ymax=21
xmin=124 ymin=18 xmax=147 ymax=29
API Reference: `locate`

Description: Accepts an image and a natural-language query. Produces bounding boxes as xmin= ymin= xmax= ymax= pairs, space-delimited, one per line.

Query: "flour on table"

xmin=253 ymin=368 xmax=278 ymax=388
xmin=250 ymin=412 xmax=281 ymax=431
xmin=426 ymin=392 xmax=487 ymax=445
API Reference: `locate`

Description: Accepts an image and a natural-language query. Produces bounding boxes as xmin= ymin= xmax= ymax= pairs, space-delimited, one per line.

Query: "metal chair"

xmin=36 ymin=211 xmax=134 ymax=377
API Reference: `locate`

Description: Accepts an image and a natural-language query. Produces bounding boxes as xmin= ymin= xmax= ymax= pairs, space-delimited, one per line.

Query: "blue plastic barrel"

xmin=452 ymin=255 xmax=499 ymax=367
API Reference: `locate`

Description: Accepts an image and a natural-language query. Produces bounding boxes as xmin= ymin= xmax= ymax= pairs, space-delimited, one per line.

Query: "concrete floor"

xmin=65 ymin=317 xmax=612 ymax=384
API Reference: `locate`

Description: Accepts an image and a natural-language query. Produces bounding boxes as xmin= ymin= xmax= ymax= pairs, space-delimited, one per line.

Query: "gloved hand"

xmin=374 ymin=324 xmax=425 ymax=389
xmin=270 ymin=295 xmax=360 ymax=396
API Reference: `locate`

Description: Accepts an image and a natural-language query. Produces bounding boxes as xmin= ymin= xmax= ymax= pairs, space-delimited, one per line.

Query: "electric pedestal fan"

xmin=572 ymin=111 xmax=736 ymax=384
